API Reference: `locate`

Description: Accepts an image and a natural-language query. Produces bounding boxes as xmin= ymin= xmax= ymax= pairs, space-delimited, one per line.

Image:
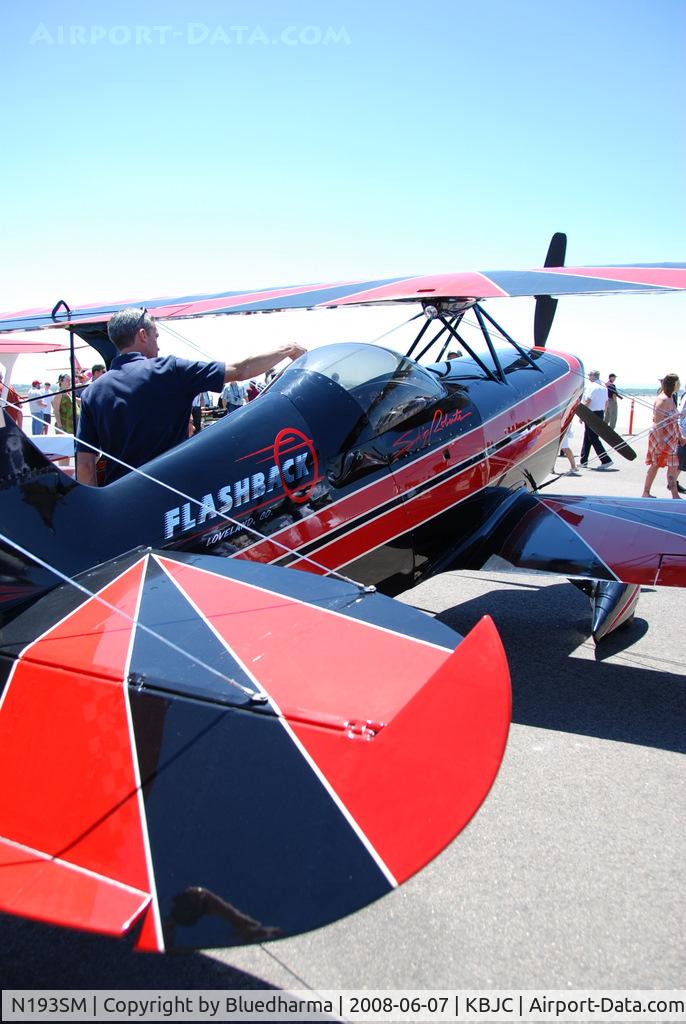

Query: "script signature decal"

xmin=393 ymin=407 xmax=472 ymax=457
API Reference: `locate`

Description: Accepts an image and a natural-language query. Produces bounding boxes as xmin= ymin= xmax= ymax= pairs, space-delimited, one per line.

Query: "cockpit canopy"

xmin=272 ymin=343 xmax=446 ymax=439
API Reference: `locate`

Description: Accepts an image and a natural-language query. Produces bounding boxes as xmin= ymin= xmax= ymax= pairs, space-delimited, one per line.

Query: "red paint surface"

xmin=0 ymin=337 xmax=65 ymax=354
xmin=0 ymin=560 xmax=158 ymax=942
xmin=156 ymin=556 xmax=450 ymax=725
xmin=543 ymin=497 xmax=686 ymax=586
xmin=656 ymin=553 xmax=686 ymax=587
xmin=552 ymin=266 xmax=686 ymax=289
xmin=321 ymin=273 xmax=509 ymax=305
xmin=288 ymin=616 xmax=510 ymax=882
xmin=238 ymin=363 xmax=579 ymax=570
xmin=155 ymin=558 xmax=510 ymax=883
xmin=0 ymin=838 xmax=149 ymax=935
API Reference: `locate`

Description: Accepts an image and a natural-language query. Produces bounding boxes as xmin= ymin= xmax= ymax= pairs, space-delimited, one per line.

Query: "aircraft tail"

xmin=0 ymin=413 xmax=91 ymax=622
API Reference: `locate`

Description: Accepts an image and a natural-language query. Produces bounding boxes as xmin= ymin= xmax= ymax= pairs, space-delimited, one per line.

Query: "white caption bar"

xmin=2 ymin=990 xmax=685 ymax=1022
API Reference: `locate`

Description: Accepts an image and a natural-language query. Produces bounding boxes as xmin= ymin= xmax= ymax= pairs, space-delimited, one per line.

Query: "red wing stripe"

xmin=318 ymin=273 xmax=510 ymax=305
xmin=542 ymin=500 xmax=686 ymax=585
xmin=544 ymin=501 xmax=686 ymax=545
xmin=152 ymin=557 xmax=510 ymax=886
xmin=550 ymin=267 xmax=686 ymax=288
xmin=0 ymin=560 xmax=159 ymax=940
xmin=155 ymin=556 xmax=455 ymax=703
xmin=0 ymin=835 xmax=151 ymax=896
xmin=0 ymin=836 xmax=150 ymax=936
xmin=153 ymin=555 xmax=402 ymax=884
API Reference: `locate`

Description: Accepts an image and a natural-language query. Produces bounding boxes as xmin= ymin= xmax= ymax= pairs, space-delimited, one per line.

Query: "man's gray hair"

xmin=108 ymin=307 xmax=153 ymax=350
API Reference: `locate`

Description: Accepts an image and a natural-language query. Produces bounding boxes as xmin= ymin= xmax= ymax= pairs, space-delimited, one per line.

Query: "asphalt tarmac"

xmin=2 ymin=410 xmax=684 ymax=994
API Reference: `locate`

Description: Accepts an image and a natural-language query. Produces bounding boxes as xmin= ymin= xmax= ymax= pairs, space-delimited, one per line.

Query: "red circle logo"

xmin=273 ymin=428 xmax=319 ymax=505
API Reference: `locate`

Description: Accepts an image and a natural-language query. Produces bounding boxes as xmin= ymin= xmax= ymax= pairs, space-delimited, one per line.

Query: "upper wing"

xmin=0 ymin=335 xmax=67 ymax=354
xmin=0 ymin=547 xmax=509 ymax=950
xmin=1 ymin=264 xmax=685 ymax=333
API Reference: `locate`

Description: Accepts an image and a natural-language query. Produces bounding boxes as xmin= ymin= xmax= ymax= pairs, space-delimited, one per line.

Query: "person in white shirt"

xmin=41 ymin=383 xmax=52 ymax=432
xmin=580 ymin=370 xmax=614 ymax=470
xmin=26 ymin=380 xmax=48 ymax=436
xmin=220 ymin=380 xmax=245 ymax=415
xmin=191 ymin=391 xmax=209 ymax=435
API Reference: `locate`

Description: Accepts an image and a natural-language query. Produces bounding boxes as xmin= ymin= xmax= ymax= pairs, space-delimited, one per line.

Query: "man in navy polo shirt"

xmin=76 ymin=307 xmax=304 ymax=485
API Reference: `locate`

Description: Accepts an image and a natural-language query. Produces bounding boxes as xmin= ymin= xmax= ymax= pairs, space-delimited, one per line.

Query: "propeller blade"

xmin=575 ymin=402 xmax=637 ymax=460
xmin=544 ymin=232 xmax=567 ymax=268
xmin=534 ymin=295 xmax=558 ymax=348
xmin=534 ymin=232 xmax=567 ymax=347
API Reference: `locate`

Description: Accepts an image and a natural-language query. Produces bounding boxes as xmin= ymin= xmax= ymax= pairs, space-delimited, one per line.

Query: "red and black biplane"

xmin=0 ymin=239 xmax=684 ymax=951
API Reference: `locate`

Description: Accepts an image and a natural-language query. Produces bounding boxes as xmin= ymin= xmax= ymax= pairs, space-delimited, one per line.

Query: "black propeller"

xmin=534 ymin=232 xmax=567 ymax=348
xmin=575 ymin=402 xmax=637 ymax=461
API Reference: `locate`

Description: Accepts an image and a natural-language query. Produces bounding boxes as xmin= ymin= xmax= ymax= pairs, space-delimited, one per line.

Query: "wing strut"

xmin=50 ymin=299 xmax=81 ymax=478
xmin=474 ymin=304 xmax=542 ymax=373
xmin=404 ymin=315 xmax=436 ymax=360
xmin=415 ymin=313 xmax=465 ymax=362
xmin=432 ymin=312 xmax=502 ymax=382
xmin=405 ymin=299 xmax=542 ymax=381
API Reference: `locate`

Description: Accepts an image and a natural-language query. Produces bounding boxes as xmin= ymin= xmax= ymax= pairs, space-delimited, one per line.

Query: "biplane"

xmin=0 ymin=237 xmax=684 ymax=952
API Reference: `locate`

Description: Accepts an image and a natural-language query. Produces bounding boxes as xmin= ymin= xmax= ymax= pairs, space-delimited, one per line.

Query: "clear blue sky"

xmin=1 ymin=0 xmax=684 ymax=382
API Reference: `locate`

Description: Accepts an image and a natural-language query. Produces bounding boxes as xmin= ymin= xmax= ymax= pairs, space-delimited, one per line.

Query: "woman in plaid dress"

xmin=643 ymin=373 xmax=683 ymax=498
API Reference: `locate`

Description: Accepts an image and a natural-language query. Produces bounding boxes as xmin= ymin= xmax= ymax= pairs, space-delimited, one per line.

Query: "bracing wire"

xmin=0 ymin=398 xmax=374 ymax=591
xmin=0 ymin=529 xmax=266 ymax=704
xmin=456 ymin=310 xmax=684 ymax=477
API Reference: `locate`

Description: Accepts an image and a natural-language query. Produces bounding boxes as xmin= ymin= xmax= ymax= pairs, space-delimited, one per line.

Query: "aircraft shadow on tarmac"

xmin=433 ymin=579 xmax=686 ymax=755
xmin=0 ymin=912 xmax=282 ymax=989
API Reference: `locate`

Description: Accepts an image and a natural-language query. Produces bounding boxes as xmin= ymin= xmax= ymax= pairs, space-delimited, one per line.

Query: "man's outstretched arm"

xmin=224 ymin=343 xmax=305 ymax=383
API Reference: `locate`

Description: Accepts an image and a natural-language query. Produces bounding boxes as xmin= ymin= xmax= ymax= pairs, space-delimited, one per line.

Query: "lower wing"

xmin=453 ymin=489 xmax=686 ymax=641
xmin=481 ymin=491 xmax=686 ymax=586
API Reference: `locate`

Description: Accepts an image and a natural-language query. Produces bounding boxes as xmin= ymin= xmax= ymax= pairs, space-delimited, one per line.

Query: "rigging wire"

xmin=367 ymin=311 xmax=424 ymax=345
xmin=1 ymin=399 xmax=374 ymax=591
xmin=161 ymin=309 xmax=425 ymax=362
xmin=159 ymin=320 xmax=216 ymax=358
xmin=454 ymin=310 xmax=684 ymax=478
xmin=0 ymin=529 xmax=265 ymax=704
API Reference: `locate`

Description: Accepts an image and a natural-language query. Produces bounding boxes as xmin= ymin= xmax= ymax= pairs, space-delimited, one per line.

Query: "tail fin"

xmin=0 ymin=413 xmax=82 ymax=622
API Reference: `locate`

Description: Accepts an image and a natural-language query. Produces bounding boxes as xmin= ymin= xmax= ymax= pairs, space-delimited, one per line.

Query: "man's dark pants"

xmin=580 ymin=409 xmax=612 ymax=466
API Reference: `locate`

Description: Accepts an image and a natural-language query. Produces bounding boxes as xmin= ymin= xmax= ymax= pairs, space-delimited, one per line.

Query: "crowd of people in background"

xmin=0 ymin=360 xmax=265 ymax=441
xmin=0 ymin=365 xmax=108 ymax=435
xmin=191 ymin=375 xmax=268 ymax=433
xmin=561 ymin=368 xmax=686 ymax=500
